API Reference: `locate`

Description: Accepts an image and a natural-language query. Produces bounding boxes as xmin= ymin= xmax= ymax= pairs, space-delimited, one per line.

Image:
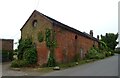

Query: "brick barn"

xmin=20 ymin=10 xmax=99 ymax=66
xmin=0 ymin=39 xmax=14 ymax=62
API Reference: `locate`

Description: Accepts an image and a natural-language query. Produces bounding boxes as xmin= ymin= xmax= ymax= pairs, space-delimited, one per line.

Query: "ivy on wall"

xmin=45 ymin=28 xmax=57 ymax=67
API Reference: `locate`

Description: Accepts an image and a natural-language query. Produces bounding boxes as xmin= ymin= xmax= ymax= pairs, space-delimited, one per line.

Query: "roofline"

xmin=0 ymin=39 xmax=14 ymax=41
xmin=20 ymin=10 xmax=99 ymax=42
xmin=20 ymin=10 xmax=36 ymax=31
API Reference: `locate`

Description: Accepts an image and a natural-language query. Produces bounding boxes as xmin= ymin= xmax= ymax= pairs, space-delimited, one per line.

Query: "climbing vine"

xmin=45 ymin=28 xmax=57 ymax=67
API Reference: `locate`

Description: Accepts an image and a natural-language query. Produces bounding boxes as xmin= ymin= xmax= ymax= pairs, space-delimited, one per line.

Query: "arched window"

xmin=32 ymin=20 xmax=37 ymax=27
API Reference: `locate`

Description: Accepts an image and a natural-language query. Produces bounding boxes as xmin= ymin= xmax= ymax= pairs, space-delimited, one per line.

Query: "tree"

xmin=100 ymin=33 xmax=119 ymax=50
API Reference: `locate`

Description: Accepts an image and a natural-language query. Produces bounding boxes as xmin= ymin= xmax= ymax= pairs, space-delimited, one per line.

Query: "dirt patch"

xmin=2 ymin=62 xmax=53 ymax=76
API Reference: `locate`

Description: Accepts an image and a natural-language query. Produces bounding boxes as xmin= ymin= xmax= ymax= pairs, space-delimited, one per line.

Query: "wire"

xmin=35 ymin=0 xmax=39 ymax=10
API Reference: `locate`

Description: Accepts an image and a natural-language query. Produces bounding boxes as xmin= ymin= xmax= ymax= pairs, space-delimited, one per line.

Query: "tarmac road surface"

xmin=44 ymin=54 xmax=118 ymax=76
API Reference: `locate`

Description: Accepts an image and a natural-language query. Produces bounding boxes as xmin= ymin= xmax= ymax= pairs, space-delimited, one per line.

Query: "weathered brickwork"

xmin=0 ymin=39 xmax=13 ymax=51
xmin=21 ymin=10 xmax=99 ymax=65
xmin=21 ymin=11 xmax=53 ymax=65
xmin=53 ymin=24 xmax=98 ymax=63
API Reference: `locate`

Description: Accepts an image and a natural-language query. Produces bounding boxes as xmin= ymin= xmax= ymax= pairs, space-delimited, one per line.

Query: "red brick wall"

xmin=21 ymin=11 xmax=53 ymax=65
xmin=21 ymin=10 xmax=98 ymax=65
xmin=36 ymin=41 xmax=49 ymax=66
xmin=53 ymin=25 xmax=98 ymax=63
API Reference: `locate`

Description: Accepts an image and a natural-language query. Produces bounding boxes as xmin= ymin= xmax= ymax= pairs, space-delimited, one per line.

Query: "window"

xmin=32 ymin=20 xmax=37 ymax=27
xmin=75 ymin=35 xmax=77 ymax=39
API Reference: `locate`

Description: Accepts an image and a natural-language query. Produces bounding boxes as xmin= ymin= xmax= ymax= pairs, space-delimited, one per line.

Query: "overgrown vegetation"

xmin=23 ymin=47 xmax=37 ymax=64
xmin=17 ymin=39 xmax=33 ymax=60
xmin=11 ymin=39 xmax=37 ymax=68
xmin=11 ymin=31 xmax=118 ymax=69
xmin=45 ymin=28 xmax=57 ymax=67
xmin=86 ymin=47 xmax=105 ymax=59
xmin=86 ymin=33 xmax=118 ymax=60
xmin=114 ymin=50 xmax=120 ymax=54
xmin=101 ymin=33 xmax=118 ymax=50
xmin=11 ymin=60 xmax=28 ymax=67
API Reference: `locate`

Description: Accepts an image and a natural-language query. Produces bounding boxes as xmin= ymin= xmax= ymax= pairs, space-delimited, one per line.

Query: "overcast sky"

xmin=0 ymin=0 xmax=120 ymax=49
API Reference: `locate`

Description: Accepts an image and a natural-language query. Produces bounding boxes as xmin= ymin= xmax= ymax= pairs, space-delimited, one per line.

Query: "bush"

xmin=96 ymin=53 xmax=105 ymax=59
xmin=114 ymin=50 xmax=120 ymax=54
xmin=18 ymin=39 xmax=32 ymax=60
xmin=47 ymin=56 xmax=56 ymax=67
xmin=104 ymin=51 xmax=114 ymax=57
xmin=86 ymin=47 xmax=105 ymax=59
xmin=86 ymin=48 xmax=97 ymax=59
xmin=23 ymin=47 xmax=37 ymax=64
xmin=11 ymin=60 xmax=28 ymax=68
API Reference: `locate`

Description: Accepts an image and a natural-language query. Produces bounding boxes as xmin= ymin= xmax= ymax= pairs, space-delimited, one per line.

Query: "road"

xmin=44 ymin=54 xmax=118 ymax=76
xmin=1 ymin=54 xmax=119 ymax=77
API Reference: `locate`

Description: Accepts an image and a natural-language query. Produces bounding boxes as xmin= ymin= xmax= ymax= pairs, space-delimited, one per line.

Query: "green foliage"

xmin=23 ymin=47 xmax=37 ymax=64
xmin=86 ymin=47 xmax=105 ymax=59
xmin=15 ymin=38 xmax=37 ymax=66
xmin=104 ymin=51 xmax=112 ymax=57
xmin=45 ymin=29 xmax=57 ymax=48
xmin=38 ymin=32 xmax=44 ymax=42
xmin=47 ymin=56 xmax=56 ymax=67
xmin=46 ymin=48 xmax=56 ymax=67
xmin=101 ymin=33 xmax=118 ymax=50
xmin=114 ymin=50 xmax=120 ymax=54
xmin=45 ymin=28 xmax=57 ymax=67
xmin=14 ymin=49 xmax=18 ymax=52
xmin=114 ymin=47 xmax=120 ymax=54
xmin=45 ymin=28 xmax=51 ymax=48
xmin=17 ymin=39 xmax=32 ymax=60
xmin=99 ymin=41 xmax=108 ymax=50
xmin=11 ymin=60 xmax=28 ymax=68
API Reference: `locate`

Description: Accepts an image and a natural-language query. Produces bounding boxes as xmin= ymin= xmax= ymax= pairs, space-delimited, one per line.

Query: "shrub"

xmin=23 ymin=47 xmax=37 ymax=64
xmin=97 ymin=53 xmax=105 ymax=59
xmin=11 ymin=60 xmax=28 ymax=68
xmin=17 ymin=39 xmax=32 ymax=60
xmin=114 ymin=50 xmax=120 ymax=54
xmin=86 ymin=48 xmax=97 ymax=59
xmin=104 ymin=51 xmax=114 ymax=57
xmin=47 ymin=57 xmax=56 ymax=67
xmin=17 ymin=38 xmax=37 ymax=62
xmin=86 ymin=47 xmax=105 ymax=59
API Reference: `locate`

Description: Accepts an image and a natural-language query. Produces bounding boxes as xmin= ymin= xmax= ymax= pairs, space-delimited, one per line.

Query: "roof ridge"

xmin=21 ymin=10 xmax=99 ymax=42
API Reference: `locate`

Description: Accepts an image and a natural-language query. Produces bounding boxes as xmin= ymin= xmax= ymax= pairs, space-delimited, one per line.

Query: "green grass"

xmin=57 ymin=59 xmax=96 ymax=70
